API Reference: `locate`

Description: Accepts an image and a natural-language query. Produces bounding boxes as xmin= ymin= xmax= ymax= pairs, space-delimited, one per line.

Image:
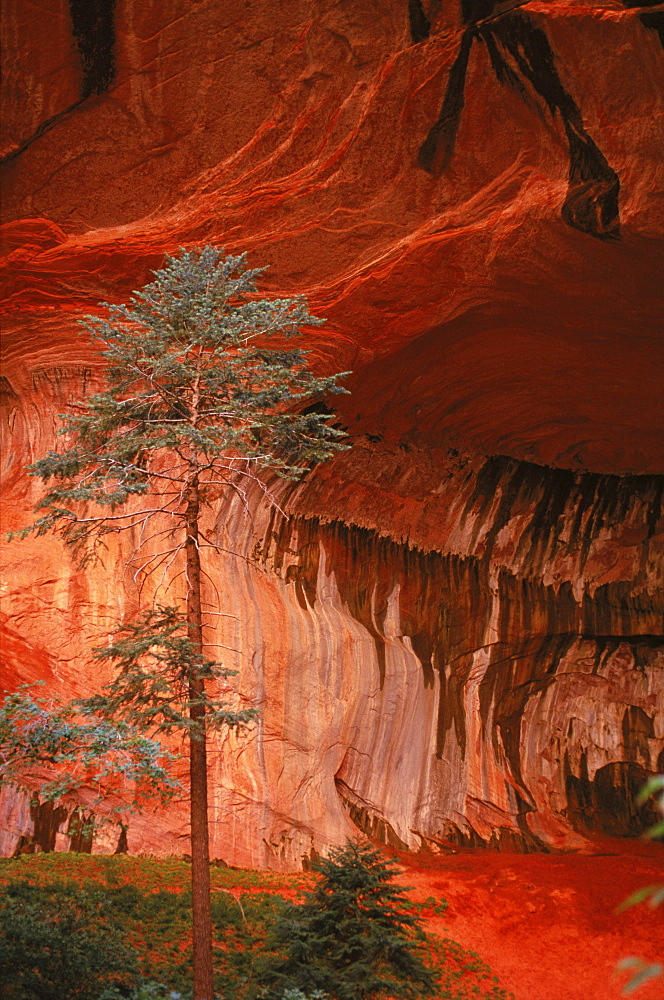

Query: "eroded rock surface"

xmin=1 ymin=0 xmax=662 ymax=866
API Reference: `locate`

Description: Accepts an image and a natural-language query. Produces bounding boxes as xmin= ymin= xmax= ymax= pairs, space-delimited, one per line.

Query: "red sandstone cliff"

xmin=1 ymin=0 xmax=663 ymax=867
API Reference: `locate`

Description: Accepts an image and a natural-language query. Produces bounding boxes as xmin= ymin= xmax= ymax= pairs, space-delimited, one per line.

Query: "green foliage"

xmin=280 ymin=991 xmax=328 ymax=1000
xmin=423 ymin=939 xmax=513 ymax=1000
xmin=0 ymin=684 xmax=177 ymax=807
xmin=9 ymin=247 xmax=349 ymax=994
xmin=100 ymin=985 xmax=184 ymax=1000
xmin=255 ymin=840 xmax=440 ymax=1000
xmin=0 ymin=881 xmax=140 ymax=1000
xmin=616 ymin=774 xmax=663 ymax=996
xmin=637 ymin=775 xmax=664 ymax=841
xmin=0 ymin=855 xmax=512 ymax=1000
xmin=10 ymin=245 xmax=348 ymax=875
xmin=616 ymin=958 xmax=664 ymax=996
xmin=20 ymin=246 xmax=348 ymax=566
xmin=0 ymin=874 xmax=282 ymax=1000
xmin=80 ymin=605 xmax=256 ymax=742
xmin=0 ymin=852 xmax=309 ymax=902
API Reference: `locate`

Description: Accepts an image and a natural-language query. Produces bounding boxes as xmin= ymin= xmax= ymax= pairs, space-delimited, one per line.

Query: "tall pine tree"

xmin=22 ymin=247 xmax=349 ymax=1000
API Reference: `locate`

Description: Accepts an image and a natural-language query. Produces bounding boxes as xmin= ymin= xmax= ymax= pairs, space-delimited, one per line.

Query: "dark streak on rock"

xmin=69 ymin=0 xmax=117 ymax=99
xmin=0 ymin=98 xmax=85 ymax=168
xmin=262 ymin=454 xmax=663 ymax=848
xmin=267 ymin=493 xmax=662 ymax=745
xmin=408 ymin=0 xmax=432 ymax=44
xmin=464 ymin=455 xmax=664 ymax=577
xmin=31 ymin=366 xmax=94 ymax=394
xmin=440 ymin=817 xmax=546 ymax=852
xmin=418 ymin=29 xmax=474 ymax=172
xmin=0 ymin=1 xmax=117 ymax=168
xmin=0 ymin=376 xmax=18 ymax=399
xmin=335 ymin=777 xmax=409 ymax=849
xmin=487 ymin=13 xmax=620 ymax=238
xmin=268 ymin=515 xmax=488 ymax=747
xmin=114 ymin=823 xmax=129 ymax=854
xmin=622 ymin=704 xmax=654 ymax=765
xmin=66 ymin=808 xmax=95 ymax=853
xmin=418 ymin=5 xmax=620 ymax=239
xmin=13 ymin=799 xmax=68 ymax=855
xmin=10 ymin=795 xmax=96 ymax=854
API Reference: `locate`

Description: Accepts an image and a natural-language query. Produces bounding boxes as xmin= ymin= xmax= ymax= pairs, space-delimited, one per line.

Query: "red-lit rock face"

xmin=1 ymin=1 xmax=663 ymax=867
xmin=3 ymin=0 xmax=664 ymax=473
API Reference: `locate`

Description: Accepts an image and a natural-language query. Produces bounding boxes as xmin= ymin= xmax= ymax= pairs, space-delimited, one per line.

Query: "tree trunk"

xmin=185 ymin=480 xmax=214 ymax=1000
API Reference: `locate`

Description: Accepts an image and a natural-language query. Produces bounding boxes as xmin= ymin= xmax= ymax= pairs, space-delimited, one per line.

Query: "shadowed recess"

xmin=334 ymin=777 xmax=409 ymax=849
xmin=480 ymin=632 xmax=663 ymax=797
xmin=11 ymin=800 xmax=95 ymax=856
xmin=565 ymin=758 xmax=661 ymax=836
xmin=620 ymin=0 xmax=664 ymax=48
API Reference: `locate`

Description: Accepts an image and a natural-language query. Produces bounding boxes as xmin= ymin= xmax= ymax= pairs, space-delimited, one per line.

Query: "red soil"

xmin=2 ymin=841 xmax=661 ymax=999
xmin=390 ymin=838 xmax=664 ymax=1000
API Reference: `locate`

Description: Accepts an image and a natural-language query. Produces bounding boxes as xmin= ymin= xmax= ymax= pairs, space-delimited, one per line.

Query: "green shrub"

xmin=99 ymin=984 xmax=184 ymax=1000
xmin=255 ymin=841 xmax=439 ymax=1000
xmin=0 ymin=856 xmax=512 ymax=1000
xmin=280 ymin=991 xmax=328 ymax=1000
xmin=0 ymin=881 xmax=140 ymax=1000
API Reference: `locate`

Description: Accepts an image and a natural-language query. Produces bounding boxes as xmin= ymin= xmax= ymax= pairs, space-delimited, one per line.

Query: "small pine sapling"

xmin=257 ymin=840 xmax=439 ymax=1000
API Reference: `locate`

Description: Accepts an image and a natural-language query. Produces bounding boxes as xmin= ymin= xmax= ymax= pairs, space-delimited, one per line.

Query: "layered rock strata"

xmin=1 ymin=0 xmax=663 ymax=866
xmin=2 ymin=437 xmax=662 ymax=866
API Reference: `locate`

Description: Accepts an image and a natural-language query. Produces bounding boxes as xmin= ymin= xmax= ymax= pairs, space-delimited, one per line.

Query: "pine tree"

xmin=20 ymin=247 xmax=349 ymax=1000
xmin=257 ymin=841 xmax=439 ymax=1000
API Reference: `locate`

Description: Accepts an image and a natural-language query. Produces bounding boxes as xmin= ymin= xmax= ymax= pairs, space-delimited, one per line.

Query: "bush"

xmin=280 ymin=991 xmax=328 ymax=1000
xmin=255 ymin=840 xmax=439 ymax=1000
xmin=98 ymin=984 xmax=184 ymax=1000
xmin=0 ymin=856 xmax=512 ymax=1000
xmin=0 ymin=881 xmax=140 ymax=1000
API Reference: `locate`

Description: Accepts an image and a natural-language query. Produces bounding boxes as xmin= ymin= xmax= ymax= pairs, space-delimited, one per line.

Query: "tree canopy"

xmin=22 ymin=245 xmax=348 ymax=568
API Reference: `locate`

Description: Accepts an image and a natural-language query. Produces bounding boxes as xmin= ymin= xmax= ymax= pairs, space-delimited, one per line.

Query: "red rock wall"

xmin=1 ymin=0 xmax=663 ymax=866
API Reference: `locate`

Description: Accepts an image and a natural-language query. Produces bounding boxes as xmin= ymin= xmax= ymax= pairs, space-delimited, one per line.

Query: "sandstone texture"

xmin=1 ymin=0 xmax=663 ymax=868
